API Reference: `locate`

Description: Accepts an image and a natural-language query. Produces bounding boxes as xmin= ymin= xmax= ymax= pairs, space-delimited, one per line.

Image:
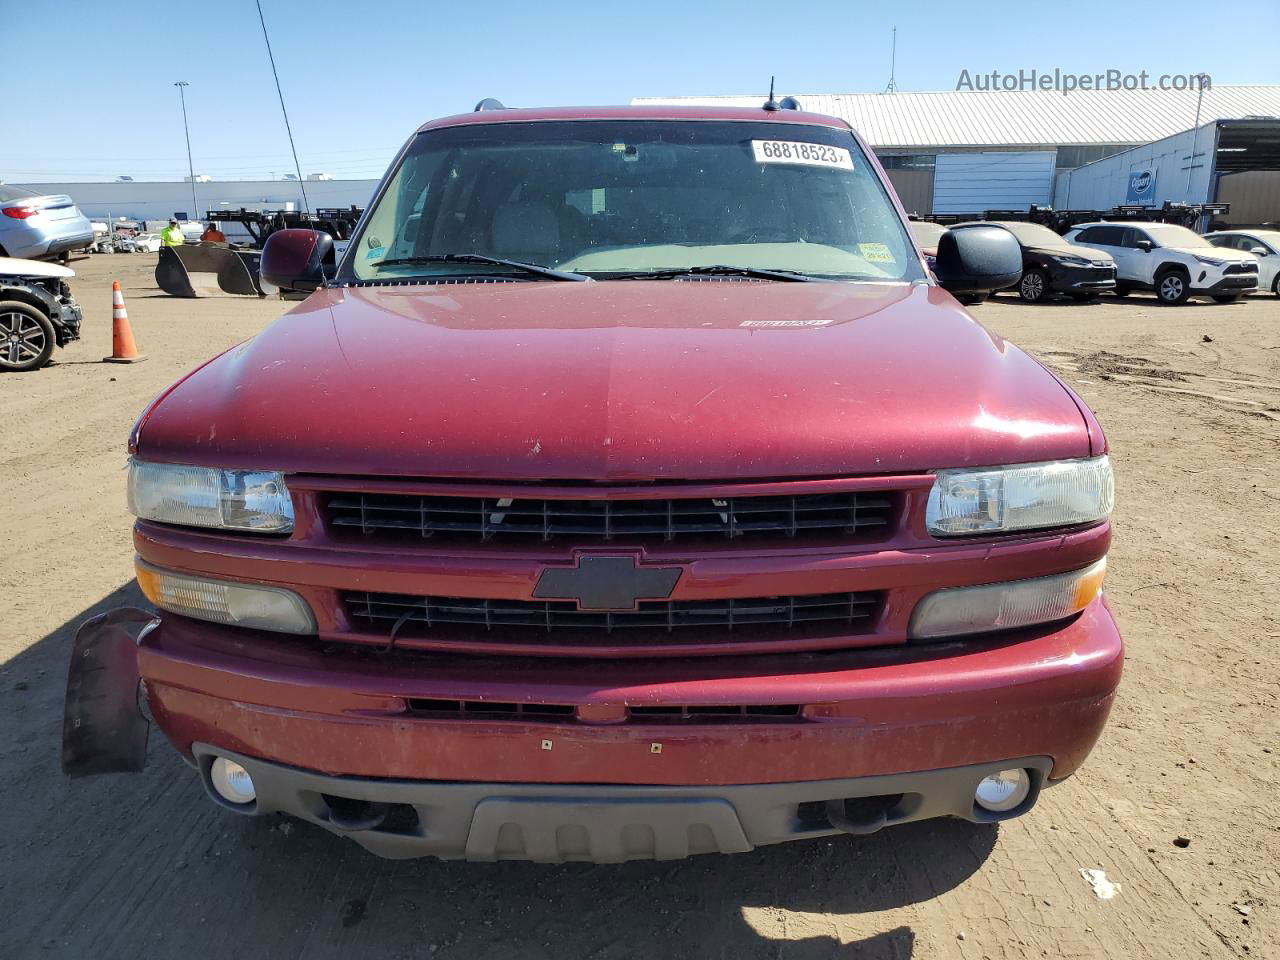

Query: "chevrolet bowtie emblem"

xmin=533 ymin=555 xmax=682 ymax=611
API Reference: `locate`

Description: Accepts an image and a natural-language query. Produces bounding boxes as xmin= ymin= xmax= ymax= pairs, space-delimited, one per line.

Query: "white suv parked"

xmin=1063 ymin=221 xmax=1259 ymax=305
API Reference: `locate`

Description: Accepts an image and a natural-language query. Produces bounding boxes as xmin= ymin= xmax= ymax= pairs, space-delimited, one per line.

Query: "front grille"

xmin=325 ymin=491 xmax=896 ymax=543
xmin=1224 ymin=262 xmax=1258 ymax=275
xmin=344 ymin=591 xmax=881 ymax=637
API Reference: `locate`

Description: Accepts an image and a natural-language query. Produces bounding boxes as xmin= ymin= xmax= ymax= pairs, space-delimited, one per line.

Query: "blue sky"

xmin=2 ymin=0 xmax=1276 ymax=183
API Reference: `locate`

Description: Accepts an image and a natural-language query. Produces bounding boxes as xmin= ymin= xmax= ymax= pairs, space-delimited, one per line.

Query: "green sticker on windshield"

xmin=366 ymin=246 xmax=385 ymax=260
xmin=858 ymin=242 xmax=894 ymax=263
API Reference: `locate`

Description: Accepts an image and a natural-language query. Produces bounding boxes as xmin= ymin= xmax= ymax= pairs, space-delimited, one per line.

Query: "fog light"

xmin=210 ymin=756 xmax=256 ymax=805
xmin=974 ymin=768 xmax=1031 ymax=812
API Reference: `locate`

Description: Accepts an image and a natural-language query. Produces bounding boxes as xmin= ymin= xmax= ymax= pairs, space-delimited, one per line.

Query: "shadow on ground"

xmin=2 ymin=586 xmax=998 ymax=959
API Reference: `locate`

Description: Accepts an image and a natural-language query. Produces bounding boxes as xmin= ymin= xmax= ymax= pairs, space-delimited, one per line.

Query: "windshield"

xmin=908 ymin=221 xmax=948 ymax=246
xmin=348 ymin=120 xmax=924 ymax=283
xmin=1144 ymin=224 xmax=1212 ymax=248
xmin=0 ymin=185 xmax=37 ymax=202
xmin=996 ymin=221 xmax=1071 ymax=248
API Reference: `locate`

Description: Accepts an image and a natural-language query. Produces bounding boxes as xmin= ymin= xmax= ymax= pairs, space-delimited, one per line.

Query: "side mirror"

xmin=260 ymin=228 xmax=333 ymax=293
xmin=933 ymin=226 xmax=1022 ymax=296
xmin=1249 ymin=246 xmax=1268 ymax=256
xmin=1134 ymin=239 xmax=1153 ymax=252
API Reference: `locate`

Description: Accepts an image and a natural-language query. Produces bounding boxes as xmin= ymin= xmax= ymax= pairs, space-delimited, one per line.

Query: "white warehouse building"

xmin=634 ymin=85 xmax=1280 ymax=222
xmin=5 ymin=178 xmax=380 ymax=227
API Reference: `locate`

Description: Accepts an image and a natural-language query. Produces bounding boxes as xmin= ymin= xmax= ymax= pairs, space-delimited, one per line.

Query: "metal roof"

xmin=632 ymin=86 xmax=1280 ymax=149
xmin=418 ymin=105 xmax=847 ymax=134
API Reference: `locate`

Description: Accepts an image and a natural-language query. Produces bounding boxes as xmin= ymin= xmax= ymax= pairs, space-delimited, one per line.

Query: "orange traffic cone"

xmin=104 ymin=280 xmax=145 ymax=363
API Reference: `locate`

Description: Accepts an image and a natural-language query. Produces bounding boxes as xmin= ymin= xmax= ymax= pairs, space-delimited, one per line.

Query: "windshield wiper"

xmin=603 ymin=265 xmax=831 ymax=282
xmin=373 ymin=254 xmax=589 ymax=282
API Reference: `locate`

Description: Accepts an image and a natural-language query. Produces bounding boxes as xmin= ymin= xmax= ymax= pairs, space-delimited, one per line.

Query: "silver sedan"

xmin=0 ymin=184 xmax=94 ymax=261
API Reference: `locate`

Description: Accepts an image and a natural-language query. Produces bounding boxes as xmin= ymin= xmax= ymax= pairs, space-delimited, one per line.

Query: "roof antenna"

xmin=883 ymin=26 xmax=898 ymax=93
xmin=763 ymin=76 xmax=779 ymax=111
xmin=255 ymin=0 xmax=310 ymax=214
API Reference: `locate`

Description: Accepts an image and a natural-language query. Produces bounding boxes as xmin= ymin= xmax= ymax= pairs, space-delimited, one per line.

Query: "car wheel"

xmin=1273 ymin=275 xmax=1280 ymax=297
xmin=1156 ymin=270 xmax=1191 ymax=305
xmin=1211 ymin=294 xmax=1242 ymax=304
xmin=0 ymin=301 xmax=56 ymax=373
xmin=1018 ymin=268 xmax=1049 ymax=303
xmin=1113 ymin=282 xmax=1132 ymax=297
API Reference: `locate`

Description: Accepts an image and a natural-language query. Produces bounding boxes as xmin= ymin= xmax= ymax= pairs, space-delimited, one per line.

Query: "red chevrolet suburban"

xmin=64 ymin=103 xmax=1121 ymax=863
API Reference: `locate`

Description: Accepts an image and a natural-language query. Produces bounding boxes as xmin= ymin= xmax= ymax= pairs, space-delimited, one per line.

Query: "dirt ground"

xmin=1 ymin=254 xmax=1277 ymax=960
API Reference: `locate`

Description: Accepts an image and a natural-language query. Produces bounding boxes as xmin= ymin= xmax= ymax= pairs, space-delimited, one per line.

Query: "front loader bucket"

xmin=155 ymin=244 xmax=264 ymax=298
xmin=62 ymin=607 xmax=158 ymax=777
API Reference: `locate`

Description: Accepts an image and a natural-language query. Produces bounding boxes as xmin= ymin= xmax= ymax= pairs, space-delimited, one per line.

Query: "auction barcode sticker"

xmin=751 ymin=140 xmax=853 ymax=170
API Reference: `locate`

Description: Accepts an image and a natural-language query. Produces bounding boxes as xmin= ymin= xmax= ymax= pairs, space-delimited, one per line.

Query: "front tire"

xmin=0 ymin=301 xmax=56 ymax=372
xmin=1156 ymin=270 xmax=1191 ymax=305
xmin=1113 ymin=282 xmax=1132 ymax=297
xmin=1018 ymin=268 xmax=1049 ymax=303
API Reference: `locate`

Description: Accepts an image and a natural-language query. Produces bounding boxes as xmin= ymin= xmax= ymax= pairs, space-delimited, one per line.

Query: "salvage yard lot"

xmin=1 ymin=255 xmax=1276 ymax=959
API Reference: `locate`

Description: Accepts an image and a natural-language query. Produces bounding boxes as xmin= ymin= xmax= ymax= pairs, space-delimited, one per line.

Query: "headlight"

xmin=926 ymin=456 xmax=1113 ymax=536
xmin=1194 ymin=254 xmax=1225 ymax=267
xmin=136 ymin=560 xmax=316 ymax=634
xmin=909 ymin=558 xmax=1105 ymax=640
xmin=1054 ymin=255 xmax=1090 ymax=267
xmin=128 ymin=459 xmax=294 ymax=533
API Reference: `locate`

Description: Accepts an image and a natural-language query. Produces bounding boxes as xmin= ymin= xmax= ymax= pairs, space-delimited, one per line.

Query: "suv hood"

xmin=0 ymin=256 xmax=75 ymax=279
xmin=1027 ymin=243 xmax=1114 ymax=265
xmin=134 ymin=281 xmax=1092 ymax=481
xmin=1167 ymin=245 xmax=1255 ymax=262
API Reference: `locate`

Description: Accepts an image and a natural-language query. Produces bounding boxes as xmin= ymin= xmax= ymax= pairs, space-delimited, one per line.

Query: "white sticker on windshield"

xmin=740 ymin=318 xmax=839 ymax=328
xmin=751 ymin=140 xmax=853 ymax=170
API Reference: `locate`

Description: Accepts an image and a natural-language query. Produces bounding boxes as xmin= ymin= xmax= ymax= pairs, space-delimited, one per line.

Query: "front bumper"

xmin=1196 ymin=274 xmax=1258 ymax=295
xmin=196 ymin=744 xmax=1053 ymax=861
xmin=1050 ymin=264 xmax=1116 ymax=293
xmin=123 ymin=596 xmax=1123 ymax=858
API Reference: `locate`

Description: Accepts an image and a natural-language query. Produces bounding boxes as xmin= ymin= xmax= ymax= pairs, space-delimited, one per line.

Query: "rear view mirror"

xmin=1134 ymin=239 xmax=1153 ymax=252
xmin=933 ymin=226 xmax=1022 ymax=296
xmin=260 ymin=228 xmax=334 ymax=293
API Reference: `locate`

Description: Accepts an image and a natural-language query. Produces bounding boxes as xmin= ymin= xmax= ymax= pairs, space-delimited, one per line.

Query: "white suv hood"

xmin=0 ymin=256 xmax=75 ymax=279
xmin=1168 ymin=245 xmax=1254 ymax=262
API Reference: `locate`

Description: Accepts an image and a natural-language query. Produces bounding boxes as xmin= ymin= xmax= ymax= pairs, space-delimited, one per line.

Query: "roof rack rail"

xmin=474 ymin=98 xmax=507 ymax=112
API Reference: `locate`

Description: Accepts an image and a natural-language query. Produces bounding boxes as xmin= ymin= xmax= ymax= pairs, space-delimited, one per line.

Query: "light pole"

xmin=174 ymin=81 xmax=199 ymax=222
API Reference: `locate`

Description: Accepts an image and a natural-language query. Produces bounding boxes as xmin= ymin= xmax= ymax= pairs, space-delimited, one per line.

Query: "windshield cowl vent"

xmin=672 ymin=275 xmax=770 ymax=283
xmin=343 ymin=276 xmax=522 ymax=288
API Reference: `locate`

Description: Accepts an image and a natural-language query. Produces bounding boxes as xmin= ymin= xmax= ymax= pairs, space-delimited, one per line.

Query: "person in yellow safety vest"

xmin=160 ymin=219 xmax=185 ymax=246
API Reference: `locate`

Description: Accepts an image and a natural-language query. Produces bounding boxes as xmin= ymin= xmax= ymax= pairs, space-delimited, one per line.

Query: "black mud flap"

xmin=62 ymin=607 xmax=158 ymax=778
xmin=155 ymin=244 xmax=264 ymax=298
